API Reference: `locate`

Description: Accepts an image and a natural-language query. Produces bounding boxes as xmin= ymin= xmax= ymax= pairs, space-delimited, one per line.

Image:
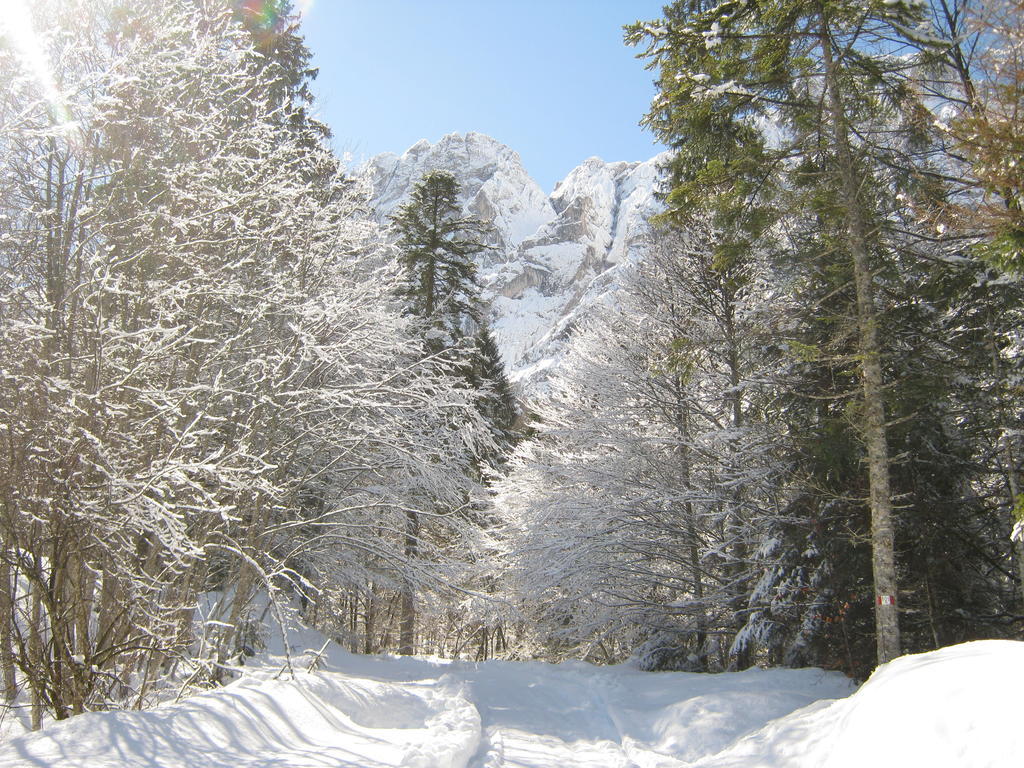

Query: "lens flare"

xmin=236 ymin=0 xmax=283 ymax=33
xmin=236 ymin=0 xmax=303 ymax=52
xmin=0 ymin=0 xmax=75 ymax=130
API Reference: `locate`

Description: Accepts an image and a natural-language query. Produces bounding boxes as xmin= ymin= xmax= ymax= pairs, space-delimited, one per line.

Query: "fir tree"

xmin=470 ymin=325 xmax=520 ymax=470
xmin=627 ymin=0 xmax=943 ymax=666
xmin=390 ymin=170 xmax=489 ymax=353
xmin=387 ymin=169 xmax=516 ymax=654
xmin=390 ymin=169 xmax=519 ymax=462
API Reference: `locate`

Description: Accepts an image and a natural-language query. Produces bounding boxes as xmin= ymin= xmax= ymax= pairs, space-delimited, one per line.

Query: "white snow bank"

xmin=0 ymin=670 xmax=479 ymax=768
xmin=695 ymin=640 xmax=1024 ymax=768
xmin=0 ymin=640 xmax=1019 ymax=767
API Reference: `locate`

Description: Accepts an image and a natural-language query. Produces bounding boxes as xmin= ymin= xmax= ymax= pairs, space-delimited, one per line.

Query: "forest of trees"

xmin=496 ymin=0 xmax=1023 ymax=676
xmin=0 ymin=0 xmax=509 ymax=724
xmin=501 ymin=0 xmax=1024 ymax=676
xmin=0 ymin=0 xmax=1021 ymax=730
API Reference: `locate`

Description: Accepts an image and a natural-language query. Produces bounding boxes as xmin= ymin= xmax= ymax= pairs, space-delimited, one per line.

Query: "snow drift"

xmin=0 ymin=639 xmax=1019 ymax=767
xmin=698 ymin=639 xmax=1024 ymax=768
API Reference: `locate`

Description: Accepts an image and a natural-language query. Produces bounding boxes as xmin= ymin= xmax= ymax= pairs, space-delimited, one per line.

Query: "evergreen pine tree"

xmin=390 ymin=170 xmax=489 ymax=353
xmin=390 ymin=169 xmax=520 ymax=461
xmin=387 ymin=169 xmax=520 ymax=654
xmin=470 ymin=325 xmax=520 ymax=470
xmin=627 ymin=0 xmax=943 ymax=666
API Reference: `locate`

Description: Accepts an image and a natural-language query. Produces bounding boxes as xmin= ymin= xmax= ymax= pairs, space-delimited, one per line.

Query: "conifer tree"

xmin=387 ymin=169 xmax=511 ymax=654
xmin=627 ymin=0 xmax=941 ymax=665
xmin=470 ymin=325 xmax=520 ymax=470
xmin=390 ymin=170 xmax=489 ymax=352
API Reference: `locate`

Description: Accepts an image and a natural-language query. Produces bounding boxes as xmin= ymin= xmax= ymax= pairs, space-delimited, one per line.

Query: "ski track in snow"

xmin=1 ymin=640 xmax=1022 ymax=767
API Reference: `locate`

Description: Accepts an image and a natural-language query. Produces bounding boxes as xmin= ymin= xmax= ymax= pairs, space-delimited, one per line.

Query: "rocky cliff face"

xmin=364 ymin=132 xmax=665 ymax=391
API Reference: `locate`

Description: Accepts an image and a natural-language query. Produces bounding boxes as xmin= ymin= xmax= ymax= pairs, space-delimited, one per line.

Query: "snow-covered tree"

xmin=391 ymin=170 xmax=488 ymax=347
xmin=498 ymin=220 xmax=790 ymax=669
xmin=0 ymin=0 xmax=493 ymax=719
xmin=627 ymin=0 xmax=962 ymax=665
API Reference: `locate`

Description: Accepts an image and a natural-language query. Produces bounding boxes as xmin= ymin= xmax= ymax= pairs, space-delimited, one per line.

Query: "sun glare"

xmin=0 ymin=0 xmax=75 ymax=128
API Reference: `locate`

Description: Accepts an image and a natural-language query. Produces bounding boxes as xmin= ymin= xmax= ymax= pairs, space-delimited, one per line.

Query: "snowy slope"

xmin=3 ymin=639 xmax=1020 ymax=767
xmin=0 ymin=642 xmax=849 ymax=768
xmin=690 ymin=640 xmax=1024 ymax=768
xmin=363 ymin=133 xmax=667 ymax=390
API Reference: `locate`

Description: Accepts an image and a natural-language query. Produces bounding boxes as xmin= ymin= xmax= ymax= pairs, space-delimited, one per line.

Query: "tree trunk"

xmin=0 ymin=561 xmax=17 ymax=702
xmin=363 ymin=589 xmax=376 ymax=655
xmin=477 ymin=626 xmax=489 ymax=661
xmin=821 ymin=16 xmax=901 ymax=665
xmin=219 ymin=561 xmax=256 ymax=668
xmin=399 ymin=510 xmax=419 ymax=656
xmin=986 ymin=322 xmax=1024 ymax=605
xmin=65 ymin=552 xmax=91 ymax=716
xmin=686 ymin=507 xmax=707 ymax=667
xmin=73 ymin=557 xmax=94 ymax=662
xmin=724 ymin=303 xmax=751 ymax=670
xmin=97 ymin=571 xmax=126 ymax=672
xmin=349 ymin=595 xmax=359 ymax=654
xmin=29 ymin=584 xmax=43 ymax=731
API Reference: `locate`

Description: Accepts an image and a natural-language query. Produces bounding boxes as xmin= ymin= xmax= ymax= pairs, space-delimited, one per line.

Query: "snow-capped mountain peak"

xmin=366 ymin=132 xmax=555 ymax=250
xmin=364 ymin=132 xmax=667 ymax=391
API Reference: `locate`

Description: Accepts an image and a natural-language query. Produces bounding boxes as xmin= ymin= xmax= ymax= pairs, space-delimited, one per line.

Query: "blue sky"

xmin=299 ymin=1 xmax=667 ymax=193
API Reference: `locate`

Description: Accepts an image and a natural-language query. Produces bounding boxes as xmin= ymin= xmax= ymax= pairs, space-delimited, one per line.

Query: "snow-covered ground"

xmin=0 ymin=639 xmax=1020 ymax=767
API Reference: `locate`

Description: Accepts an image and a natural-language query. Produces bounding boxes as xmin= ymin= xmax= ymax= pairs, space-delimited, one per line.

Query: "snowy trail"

xmin=0 ymin=641 xmax=1020 ymax=767
xmin=464 ymin=663 xmax=637 ymax=768
xmin=0 ymin=673 xmax=481 ymax=768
